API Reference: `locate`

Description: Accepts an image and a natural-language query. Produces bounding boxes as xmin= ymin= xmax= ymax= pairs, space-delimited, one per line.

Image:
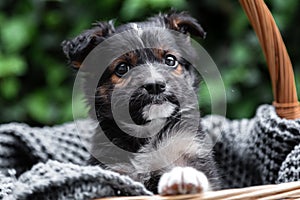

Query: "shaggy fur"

xmin=62 ymin=11 xmax=220 ymax=194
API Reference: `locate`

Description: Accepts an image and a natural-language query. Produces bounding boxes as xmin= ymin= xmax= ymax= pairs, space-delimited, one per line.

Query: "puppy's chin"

xmin=142 ymin=102 xmax=177 ymax=121
xmin=129 ymin=92 xmax=180 ymax=125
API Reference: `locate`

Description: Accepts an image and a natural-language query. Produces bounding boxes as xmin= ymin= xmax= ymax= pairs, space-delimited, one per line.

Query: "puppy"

xmin=62 ymin=11 xmax=220 ymax=195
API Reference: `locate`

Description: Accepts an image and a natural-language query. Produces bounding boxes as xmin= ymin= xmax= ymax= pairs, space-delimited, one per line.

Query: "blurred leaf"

xmin=25 ymin=91 xmax=52 ymax=124
xmin=45 ymin=61 xmax=67 ymax=87
xmin=226 ymin=86 xmax=241 ymax=103
xmin=244 ymin=68 xmax=261 ymax=87
xmin=121 ymin=0 xmax=147 ymax=20
xmin=0 ymin=14 xmax=5 ymax=28
xmin=230 ymin=42 xmax=251 ymax=66
xmin=223 ymin=67 xmax=247 ymax=86
xmin=230 ymin=99 xmax=255 ymax=119
xmin=45 ymin=11 xmax=62 ymax=28
xmin=0 ymin=16 xmax=35 ymax=53
xmin=121 ymin=0 xmax=186 ymax=21
xmin=0 ymin=55 xmax=27 ymax=77
xmin=53 ymin=87 xmax=70 ymax=102
xmin=148 ymin=0 xmax=186 ymax=9
xmin=230 ymin=9 xmax=248 ymax=36
xmin=68 ymin=91 xmax=89 ymax=120
xmin=0 ymin=103 xmax=27 ymax=123
xmin=268 ymin=0 xmax=299 ymax=29
xmin=199 ymin=82 xmax=210 ymax=106
xmin=0 ymin=77 xmax=20 ymax=99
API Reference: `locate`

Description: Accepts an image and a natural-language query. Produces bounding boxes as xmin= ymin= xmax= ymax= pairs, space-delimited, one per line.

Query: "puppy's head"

xmin=62 ymin=11 xmax=205 ymax=126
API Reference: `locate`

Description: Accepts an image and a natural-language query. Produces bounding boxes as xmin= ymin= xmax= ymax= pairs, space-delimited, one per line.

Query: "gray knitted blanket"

xmin=1 ymin=105 xmax=300 ymax=199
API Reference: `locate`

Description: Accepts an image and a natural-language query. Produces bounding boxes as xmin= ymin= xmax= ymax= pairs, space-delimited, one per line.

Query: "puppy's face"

xmin=101 ymin=49 xmax=187 ymax=125
xmin=62 ymin=12 xmax=205 ymax=129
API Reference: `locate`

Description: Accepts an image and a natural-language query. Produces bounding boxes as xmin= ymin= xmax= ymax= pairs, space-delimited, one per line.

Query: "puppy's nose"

xmin=143 ymin=81 xmax=166 ymax=94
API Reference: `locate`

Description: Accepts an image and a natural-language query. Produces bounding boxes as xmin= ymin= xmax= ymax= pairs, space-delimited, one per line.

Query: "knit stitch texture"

xmin=0 ymin=105 xmax=300 ymax=199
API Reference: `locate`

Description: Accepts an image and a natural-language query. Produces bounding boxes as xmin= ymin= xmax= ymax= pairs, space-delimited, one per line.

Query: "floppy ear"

xmin=163 ymin=11 xmax=206 ymax=38
xmin=61 ymin=21 xmax=115 ymax=69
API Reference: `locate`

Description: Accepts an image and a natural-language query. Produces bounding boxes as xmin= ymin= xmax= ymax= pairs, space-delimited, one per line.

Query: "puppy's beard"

xmin=142 ymin=102 xmax=176 ymax=121
xmin=129 ymin=93 xmax=179 ymax=125
xmin=118 ymin=101 xmax=177 ymax=139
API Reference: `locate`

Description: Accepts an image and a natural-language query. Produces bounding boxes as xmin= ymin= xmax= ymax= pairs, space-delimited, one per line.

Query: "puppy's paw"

xmin=158 ymin=167 xmax=209 ymax=195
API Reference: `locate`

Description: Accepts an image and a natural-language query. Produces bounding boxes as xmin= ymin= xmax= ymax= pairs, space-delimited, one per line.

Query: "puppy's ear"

xmin=163 ymin=11 xmax=206 ymax=38
xmin=62 ymin=21 xmax=115 ymax=69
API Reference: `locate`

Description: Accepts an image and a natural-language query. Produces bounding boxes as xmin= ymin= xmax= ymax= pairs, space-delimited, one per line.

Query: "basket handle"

xmin=239 ymin=0 xmax=300 ymax=119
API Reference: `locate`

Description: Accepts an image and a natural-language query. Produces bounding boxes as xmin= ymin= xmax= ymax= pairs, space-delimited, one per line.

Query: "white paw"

xmin=158 ymin=167 xmax=210 ymax=195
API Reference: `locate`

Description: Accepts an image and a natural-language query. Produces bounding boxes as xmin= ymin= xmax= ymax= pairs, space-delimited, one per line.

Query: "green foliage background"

xmin=0 ymin=0 xmax=299 ymax=126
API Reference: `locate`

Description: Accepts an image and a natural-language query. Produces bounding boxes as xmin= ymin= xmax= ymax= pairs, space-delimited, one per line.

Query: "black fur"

xmin=62 ymin=11 xmax=220 ymax=194
xmin=62 ymin=11 xmax=206 ymax=69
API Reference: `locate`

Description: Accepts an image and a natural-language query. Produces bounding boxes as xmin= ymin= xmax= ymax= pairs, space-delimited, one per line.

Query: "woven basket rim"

xmin=95 ymin=181 xmax=300 ymax=200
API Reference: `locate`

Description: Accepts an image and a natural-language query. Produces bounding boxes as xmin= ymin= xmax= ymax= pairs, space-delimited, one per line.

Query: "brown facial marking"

xmin=152 ymin=49 xmax=185 ymax=76
xmin=173 ymin=64 xmax=183 ymax=76
xmin=71 ymin=61 xmax=82 ymax=69
xmin=115 ymin=76 xmax=132 ymax=88
xmin=108 ymin=51 xmax=138 ymax=85
xmin=125 ymin=51 xmax=138 ymax=66
xmin=111 ymin=74 xmax=121 ymax=85
xmin=153 ymin=49 xmax=166 ymax=61
xmin=96 ymin=85 xmax=110 ymax=103
xmin=99 ymin=86 xmax=107 ymax=96
xmin=165 ymin=50 xmax=184 ymax=76
xmin=109 ymin=51 xmax=138 ymax=69
xmin=107 ymin=49 xmax=184 ymax=88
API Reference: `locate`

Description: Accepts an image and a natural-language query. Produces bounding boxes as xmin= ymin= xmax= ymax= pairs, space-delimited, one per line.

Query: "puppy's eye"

xmin=164 ymin=54 xmax=178 ymax=68
xmin=115 ymin=63 xmax=130 ymax=77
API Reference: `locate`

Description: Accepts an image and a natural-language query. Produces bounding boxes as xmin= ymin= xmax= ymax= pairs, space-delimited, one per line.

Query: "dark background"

xmin=0 ymin=0 xmax=299 ymax=126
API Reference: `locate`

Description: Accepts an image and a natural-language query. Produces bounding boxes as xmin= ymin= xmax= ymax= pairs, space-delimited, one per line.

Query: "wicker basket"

xmin=240 ymin=0 xmax=300 ymax=119
xmin=96 ymin=181 xmax=300 ymax=200
xmin=96 ymin=0 xmax=300 ymax=199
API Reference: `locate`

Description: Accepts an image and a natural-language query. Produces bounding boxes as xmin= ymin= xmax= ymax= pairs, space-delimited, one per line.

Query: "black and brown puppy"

xmin=62 ymin=11 xmax=220 ymax=195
